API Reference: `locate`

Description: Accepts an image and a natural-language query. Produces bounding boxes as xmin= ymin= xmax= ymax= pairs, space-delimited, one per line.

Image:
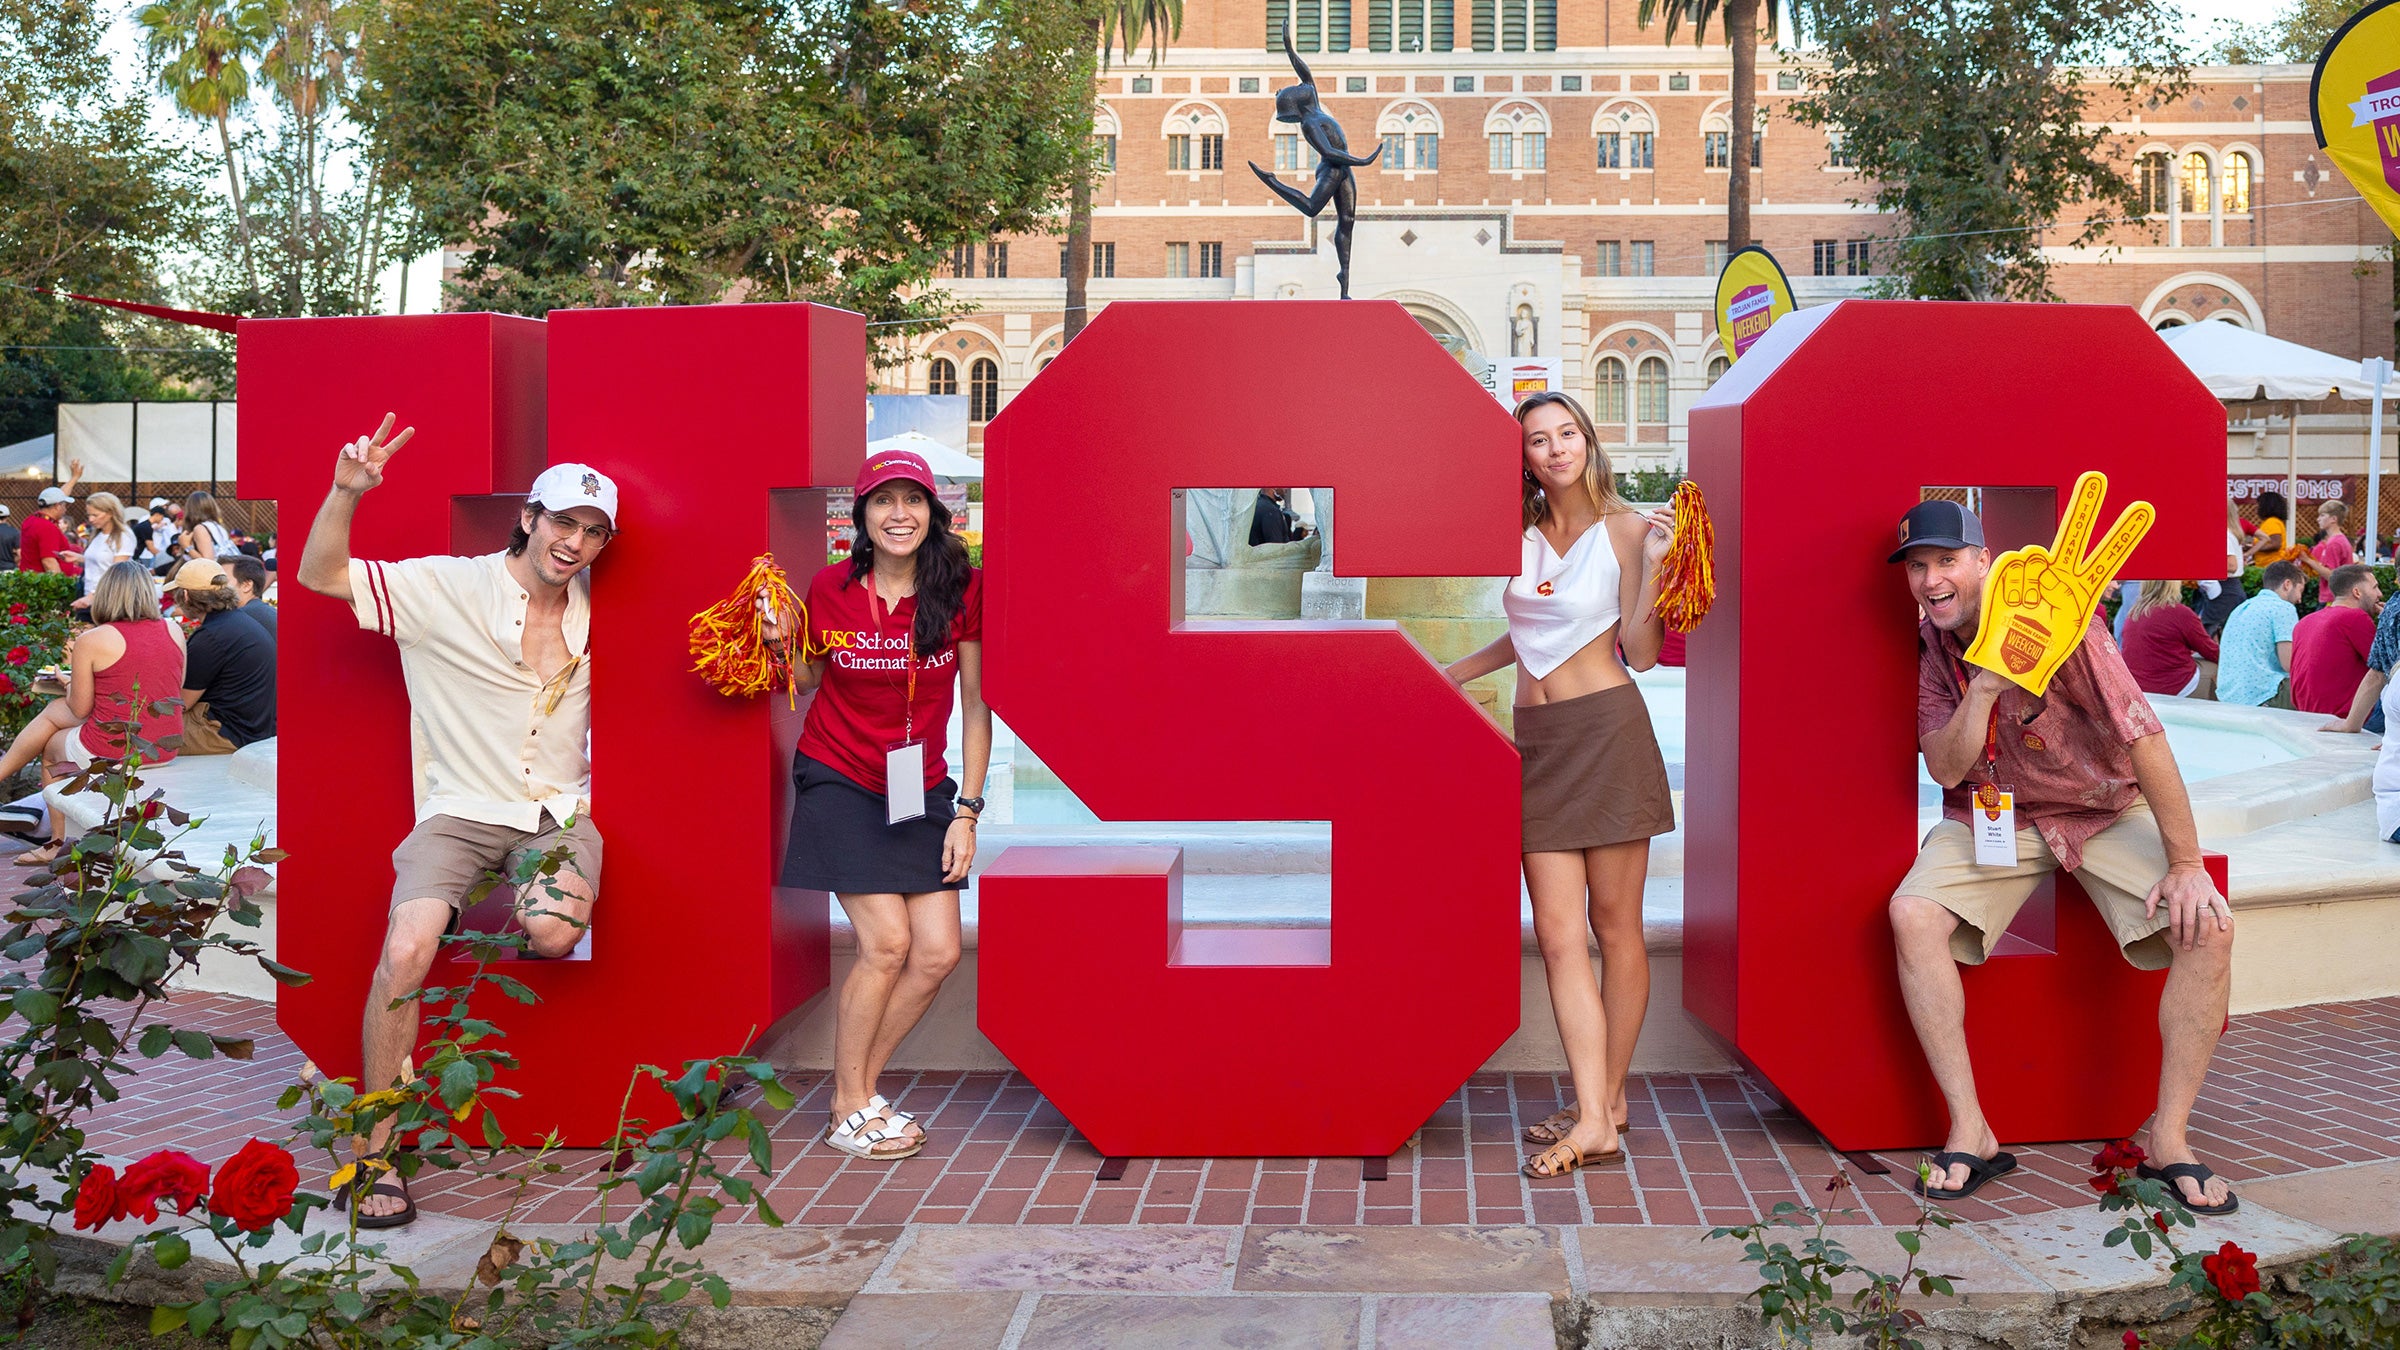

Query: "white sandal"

xmin=868 ymin=1094 xmax=924 ymax=1139
xmin=825 ymin=1105 xmax=922 ymax=1162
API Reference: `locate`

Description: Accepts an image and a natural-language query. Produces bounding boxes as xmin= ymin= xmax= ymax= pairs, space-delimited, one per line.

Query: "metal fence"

xmin=0 ymin=481 xmax=279 ymax=553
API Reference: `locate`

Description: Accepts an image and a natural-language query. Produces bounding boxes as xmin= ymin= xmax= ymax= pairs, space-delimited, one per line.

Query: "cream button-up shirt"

xmin=350 ymin=552 xmax=591 ymax=831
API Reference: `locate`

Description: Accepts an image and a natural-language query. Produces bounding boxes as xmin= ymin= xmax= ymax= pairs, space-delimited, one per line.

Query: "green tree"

xmin=2207 ymin=0 xmax=2355 ymax=64
xmin=1063 ymin=0 xmax=1183 ymax=344
xmin=259 ymin=0 xmax=365 ymax=314
xmin=0 ymin=0 xmax=215 ymax=446
xmin=1790 ymin=0 xmax=2188 ymax=302
xmin=139 ymin=0 xmax=271 ymax=297
xmin=358 ymin=0 xmax=1091 ymax=350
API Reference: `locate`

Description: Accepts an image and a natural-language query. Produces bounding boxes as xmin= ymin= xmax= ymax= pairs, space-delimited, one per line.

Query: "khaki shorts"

xmin=389 ymin=813 xmax=604 ymax=913
xmin=1894 ymin=800 xmax=2173 ymax=971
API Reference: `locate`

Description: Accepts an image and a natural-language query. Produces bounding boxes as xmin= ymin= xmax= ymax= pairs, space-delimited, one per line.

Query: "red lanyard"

xmin=1950 ymin=652 xmax=2000 ymax=782
xmin=873 ymin=586 xmax=921 ymax=743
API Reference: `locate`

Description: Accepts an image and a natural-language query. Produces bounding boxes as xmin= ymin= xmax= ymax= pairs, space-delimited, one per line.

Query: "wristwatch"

xmin=955 ymin=795 xmax=986 ymax=815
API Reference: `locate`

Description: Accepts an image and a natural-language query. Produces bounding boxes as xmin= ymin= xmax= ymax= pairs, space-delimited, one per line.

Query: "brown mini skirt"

xmin=1515 ymin=682 xmax=1677 ymax=853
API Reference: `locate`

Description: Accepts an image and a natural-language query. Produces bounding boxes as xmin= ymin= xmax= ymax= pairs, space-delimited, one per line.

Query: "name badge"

xmin=1972 ymin=783 xmax=2016 ymax=867
xmin=885 ymin=741 xmax=927 ymax=825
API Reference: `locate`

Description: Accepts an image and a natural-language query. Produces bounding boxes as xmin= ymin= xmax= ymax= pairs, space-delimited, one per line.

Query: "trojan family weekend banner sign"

xmin=245 ymin=297 xmax=2225 ymax=1155
xmin=2313 ymin=0 xmax=2400 ymax=238
xmin=1711 ymin=245 xmax=1797 ymax=364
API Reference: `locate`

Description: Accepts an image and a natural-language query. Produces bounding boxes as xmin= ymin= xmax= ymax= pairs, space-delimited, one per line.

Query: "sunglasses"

xmin=536 ymin=509 xmax=615 ymax=546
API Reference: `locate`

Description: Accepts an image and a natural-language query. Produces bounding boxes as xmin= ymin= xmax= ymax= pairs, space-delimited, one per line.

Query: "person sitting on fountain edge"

xmin=1884 ymin=500 xmax=2238 ymax=1214
xmin=296 ymin=414 xmax=618 ymax=1229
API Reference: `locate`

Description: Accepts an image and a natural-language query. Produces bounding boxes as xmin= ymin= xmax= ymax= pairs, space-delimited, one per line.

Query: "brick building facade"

xmin=905 ymin=0 xmax=2395 ymax=485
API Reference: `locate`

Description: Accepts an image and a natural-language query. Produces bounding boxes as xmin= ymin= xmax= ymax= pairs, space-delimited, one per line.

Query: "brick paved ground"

xmin=77 ymin=988 xmax=2400 ymax=1234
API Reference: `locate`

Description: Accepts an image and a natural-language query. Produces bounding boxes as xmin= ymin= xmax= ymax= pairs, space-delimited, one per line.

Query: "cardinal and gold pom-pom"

xmin=689 ymin=554 xmax=807 ymax=704
xmin=1653 ymin=480 xmax=1716 ymax=634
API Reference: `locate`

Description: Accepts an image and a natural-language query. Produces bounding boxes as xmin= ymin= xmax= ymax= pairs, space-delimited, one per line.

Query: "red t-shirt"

xmin=2119 ymin=604 xmax=2219 ymax=695
xmin=793 ymin=561 xmax=983 ymax=793
xmin=2291 ymin=603 xmax=2375 ymax=715
xmin=18 ymin=515 xmax=78 ymax=576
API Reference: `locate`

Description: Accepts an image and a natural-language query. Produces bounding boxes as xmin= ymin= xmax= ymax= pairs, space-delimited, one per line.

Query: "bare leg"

xmin=514 ymin=866 xmax=595 ymax=960
xmin=355 ymin=897 xmax=453 ymax=1217
xmin=1584 ymin=839 xmax=1651 ymax=1133
xmin=853 ymin=891 xmax=963 ymax=1138
xmin=0 ymin=701 xmax=78 ymax=782
xmin=1526 ymin=849 xmax=1622 ymax=1160
xmin=1889 ymin=893 xmax=1997 ymax=1192
xmin=2141 ymin=917 xmax=2236 ymax=1207
xmin=831 ymin=893 xmax=914 ymax=1129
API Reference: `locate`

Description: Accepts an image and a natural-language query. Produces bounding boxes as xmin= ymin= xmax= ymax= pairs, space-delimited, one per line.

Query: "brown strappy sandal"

xmin=1523 ymin=1109 xmax=1634 ymax=1146
xmin=1522 ymin=1138 xmax=1627 ymax=1179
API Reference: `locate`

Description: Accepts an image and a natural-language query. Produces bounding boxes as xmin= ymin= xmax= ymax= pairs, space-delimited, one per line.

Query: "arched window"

xmin=928 ymin=357 xmax=958 ymax=396
xmin=2178 ymin=151 xmax=2212 ymax=215
xmin=2138 ymin=152 xmax=2171 ymax=214
xmin=2152 ymin=315 xmax=2187 ymax=330
xmin=1376 ymin=101 xmax=1441 ymax=170
xmin=1484 ymin=101 xmax=1549 ymax=172
xmin=968 ymin=357 xmax=1000 ymax=423
xmin=1593 ymin=102 xmax=1656 ymax=169
xmin=1593 ymin=357 xmax=1628 ymax=425
xmin=1705 ymin=355 xmax=1730 ymax=387
xmin=2221 ymin=151 xmax=2252 ymax=214
xmin=1634 ymin=356 xmax=1669 ymax=424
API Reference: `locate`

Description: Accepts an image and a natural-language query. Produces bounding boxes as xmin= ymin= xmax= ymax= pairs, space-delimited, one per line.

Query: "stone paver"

xmin=1235 ymin=1225 xmax=1565 ymax=1293
xmin=1018 ymin=1293 xmax=1360 ymax=1348
xmin=818 ymin=1292 xmax=1020 ymax=1349
xmin=1375 ymin=1293 xmax=1557 ymax=1349
xmin=2234 ymin=1158 xmax=2400 ymax=1238
xmin=1574 ymin=1224 xmax=1789 ymax=1307
xmin=880 ymin=1225 xmax=1235 ymax=1292
xmin=1975 ymin=1200 xmax=2341 ymax=1297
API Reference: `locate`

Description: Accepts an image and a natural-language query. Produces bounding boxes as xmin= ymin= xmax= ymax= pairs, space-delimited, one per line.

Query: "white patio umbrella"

xmin=866 ymin=430 xmax=983 ymax=482
xmin=2159 ymin=320 xmax=2389 ymax=561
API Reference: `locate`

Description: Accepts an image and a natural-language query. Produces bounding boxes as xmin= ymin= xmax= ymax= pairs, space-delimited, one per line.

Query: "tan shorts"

xmin=1894 ymin=800 xmax=2173 ymax=971
xmin=389 ymin=813 xmax=604 ymax=912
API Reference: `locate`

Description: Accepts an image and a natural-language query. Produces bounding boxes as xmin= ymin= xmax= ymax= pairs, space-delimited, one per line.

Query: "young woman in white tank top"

xmin=1446 ymin=391 xmax=1677 ymax=1180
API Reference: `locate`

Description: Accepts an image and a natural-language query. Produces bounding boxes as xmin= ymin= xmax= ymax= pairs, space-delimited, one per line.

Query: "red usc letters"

xmin=1683 ymin=300 xmax=2229 ymax=1152
xmin=240 ymin=305 xmax=860 ymax=1144
xmin=976 ymin=301 xmax=1525 ymax=1159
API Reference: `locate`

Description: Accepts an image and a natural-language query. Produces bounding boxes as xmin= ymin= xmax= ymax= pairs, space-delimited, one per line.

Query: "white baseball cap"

xmin=36 ymin=487 xmax=69 ymax=506
xmin=528 ymin=463 xmax=618 ymax=529
xmin=147 ymin=497 xmax=168 ymax=510
xmin=0 ymin=504 xmax=12 ymax=517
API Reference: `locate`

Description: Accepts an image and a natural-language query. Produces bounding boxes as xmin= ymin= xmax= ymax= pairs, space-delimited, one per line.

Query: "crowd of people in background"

xmin=0 ymin=460 xmax=280 ymax=852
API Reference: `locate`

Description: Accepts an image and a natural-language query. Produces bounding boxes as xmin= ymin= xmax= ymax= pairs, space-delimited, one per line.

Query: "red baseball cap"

xmin=856 ymin=450 xmax=938 ymax=497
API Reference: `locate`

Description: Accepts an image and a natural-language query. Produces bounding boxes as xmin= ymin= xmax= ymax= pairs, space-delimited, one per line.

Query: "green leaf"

xmin=11 ymin=988 xmax=58 ymax=1025
xmin=760 ymin=1079 xmax=797 ymax=1112
xmin=676 ymin=1210 xmax=712 ymax=1250
xmin=153 ymin=1230 xmax=190 ymax=1269
xmin=171 ymin=1028 xmax=214 ymax=1060
xmin=1895 ymin=1230 xmax=1920 ymax=1256
xmin=151 ymin=1304 xmax=190 ymax=1335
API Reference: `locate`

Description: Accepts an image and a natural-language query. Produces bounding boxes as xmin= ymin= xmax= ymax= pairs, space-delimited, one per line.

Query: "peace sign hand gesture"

xmin=333 ymin=413 xmax=416 ymax=496
xmin=1963 ymin=471 xmax=2153 ymax=697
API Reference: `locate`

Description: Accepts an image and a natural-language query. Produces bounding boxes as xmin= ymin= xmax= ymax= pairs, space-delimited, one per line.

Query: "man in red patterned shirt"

xmin=1886 ymin=501 xmax=2237 ymax=1215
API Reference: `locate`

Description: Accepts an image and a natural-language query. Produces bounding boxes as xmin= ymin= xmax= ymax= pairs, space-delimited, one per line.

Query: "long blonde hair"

xmin=2122 ymin=578 xmax=2185 ymax=626
xmin=90 ymin=560 xmax=161 ymax=624
xmin=1516 ymin=391 xmax=1632 ymax=530
xmin=84 ymin=492 xmax=128 ymax=549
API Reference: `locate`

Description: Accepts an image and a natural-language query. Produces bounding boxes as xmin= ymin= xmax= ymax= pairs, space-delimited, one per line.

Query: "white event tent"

xmin=866 ymin=430 xmax=983 ymax=482
xmin=2158 ymin=321 xmax=2393 ymax=561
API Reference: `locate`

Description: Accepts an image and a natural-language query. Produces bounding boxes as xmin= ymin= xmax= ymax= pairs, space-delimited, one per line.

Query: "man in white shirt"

xmin=296 ymin=414 xmax=619 ymax=1226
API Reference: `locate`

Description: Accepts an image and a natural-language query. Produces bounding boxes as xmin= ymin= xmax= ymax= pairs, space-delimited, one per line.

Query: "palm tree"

xmin=262 ymin=0 xmax=361 ymax=310
xmin=1062 ymin=0 xmax=1183 ymax=345
xmin=1637 ymin=0 xmax=1810 ymax=255
xmin=142 ymin=0 xmax=271 ymax=296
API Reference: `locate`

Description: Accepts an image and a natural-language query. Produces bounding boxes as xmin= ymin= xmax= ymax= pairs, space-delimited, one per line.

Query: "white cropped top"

xmin=1502 ymin=521 xmax=1624 ymax=680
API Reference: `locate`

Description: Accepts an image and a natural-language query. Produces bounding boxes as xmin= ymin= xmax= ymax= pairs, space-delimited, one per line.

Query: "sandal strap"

xmin=838 ymin=1106 xmax=880 ymax=1135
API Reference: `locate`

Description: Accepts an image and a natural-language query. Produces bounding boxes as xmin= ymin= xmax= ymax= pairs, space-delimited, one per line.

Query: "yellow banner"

xmin=2313 ymin=0 xmax=2400 ymax=239
xmin=1712 ymin=246 xmax=1796 ymax=364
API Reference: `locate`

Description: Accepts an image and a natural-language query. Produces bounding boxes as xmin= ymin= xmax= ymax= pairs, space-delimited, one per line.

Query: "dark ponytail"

xmin=847 ymin=490 xmax=972 ymax=653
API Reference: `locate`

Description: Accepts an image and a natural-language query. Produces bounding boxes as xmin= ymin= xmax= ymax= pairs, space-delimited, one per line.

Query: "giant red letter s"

xmin=977 ymin=302 xmax=1524 ymax=1158
xmin=1683 ymin=301 xmax=2228 ymax=1152
xmin=241 ymin=305 xmax=861 ymax=1144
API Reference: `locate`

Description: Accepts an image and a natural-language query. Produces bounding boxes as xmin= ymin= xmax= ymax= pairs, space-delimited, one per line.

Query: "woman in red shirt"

xmin=0 ymin=561 xmax=187 ymax=865
xmin=762 ymin=450 xmax=988 ymax=1163
xmin=2118 ymin=579 xmax=2219 ymax=699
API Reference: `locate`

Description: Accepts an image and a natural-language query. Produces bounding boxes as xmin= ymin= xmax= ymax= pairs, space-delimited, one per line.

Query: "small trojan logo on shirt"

xmin=1536 ymin=580 xmax=1554 ymax=596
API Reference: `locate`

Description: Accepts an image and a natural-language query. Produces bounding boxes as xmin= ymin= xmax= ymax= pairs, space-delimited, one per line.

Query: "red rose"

xmin=5 ymin=646 xmax=27 ymax=666
xmin=71 ymin=1165 xmax=122 ymax=1231
xmin=7 ymin=615 xmax=25 ymax=625
xmin=2123 ymin=1334 xmax=2143 ymax=1349
xmin=8 ymin=603 xmax=25 ymax=616
xmin=2152 ymin=1212 xmax=2170 ymax=1232
xmin=2089 ymin=1171 xmax=2122 ymax=1195
xmin=117 ymin=1150 xmax=208 ymax=1222
xmin=2202 ymin=1241 xmax=2261 ymax=1302
xmin=208 ymin=1139 xmax=299 ymax=1233
xmin=0 ymin=674 xmax=15 ymax=695
xmin=2092 ymin=1140 xmax=2147 ymax=1173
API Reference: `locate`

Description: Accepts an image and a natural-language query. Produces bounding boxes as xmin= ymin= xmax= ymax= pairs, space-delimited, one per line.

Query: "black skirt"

xmin=780 ymin=751 xmax=960 ymax=895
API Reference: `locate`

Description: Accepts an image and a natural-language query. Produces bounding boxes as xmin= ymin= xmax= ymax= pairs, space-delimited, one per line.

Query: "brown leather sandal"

xmin=1523 ymin=1110 xmax=1633 ymax=1146
xmin=1522 ymin=1138 xmax=1627 ymax=1179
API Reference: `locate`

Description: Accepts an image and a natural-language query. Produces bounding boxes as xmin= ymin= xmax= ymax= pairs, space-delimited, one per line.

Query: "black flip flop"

xmin=1916 ymin=1150 xmax=2018 ymax=1200
xmin=336 ymin=1168 xmax=418 ymax=1230
xmin=2137 ymin=1161 xmax=2240 ymax=1216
